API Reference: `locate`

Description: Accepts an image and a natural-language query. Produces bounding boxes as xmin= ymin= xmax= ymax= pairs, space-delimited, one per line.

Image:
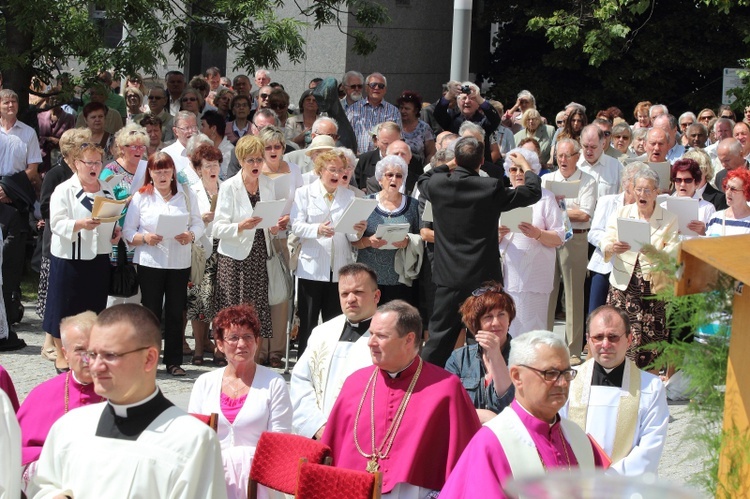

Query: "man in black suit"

xmin=417 ymin=137 xmax=542 ymax=367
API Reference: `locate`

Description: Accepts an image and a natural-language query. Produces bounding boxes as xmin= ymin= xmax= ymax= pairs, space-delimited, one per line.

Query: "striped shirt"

xmin=346 ymin=99 xmax=401 ymax=154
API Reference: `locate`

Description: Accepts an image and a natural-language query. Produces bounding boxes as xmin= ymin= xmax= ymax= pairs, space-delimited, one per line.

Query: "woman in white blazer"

xmin=290 ymin=149 xmax=366 ymax=357
xmin=43 ymin=143 xmax=121 ymax=353
xmin=212 ymin=135 xmax=279 ymax=356
xmin=601 ymin=167 xmax=679 ymax=371
xmin=187 ymin=143 xmax=223 ymax=366
xmin=123 ymin=152 xmax=204 ymax=376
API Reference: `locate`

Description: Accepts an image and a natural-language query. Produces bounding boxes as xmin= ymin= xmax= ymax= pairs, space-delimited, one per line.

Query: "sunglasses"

xmin=181 ymin=97 xmax=198 ymax=102
xmin=347 ymin=84 xmax=364 ymax=90
xmin=673 ymin=178 xmax=695 ymax=184
xmin=368 ymin=82 xmax=386 ymax=90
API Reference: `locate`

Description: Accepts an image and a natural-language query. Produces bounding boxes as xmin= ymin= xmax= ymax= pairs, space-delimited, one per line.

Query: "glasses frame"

xmin=82 ymin=346 xmax=150 ymax=365
xmin=518 ymin=364 xmax=578 ymax=383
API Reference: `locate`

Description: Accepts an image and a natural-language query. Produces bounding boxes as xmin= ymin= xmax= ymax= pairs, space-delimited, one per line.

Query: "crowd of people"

xmin=0 ymin=65 xmax=748 ymax=497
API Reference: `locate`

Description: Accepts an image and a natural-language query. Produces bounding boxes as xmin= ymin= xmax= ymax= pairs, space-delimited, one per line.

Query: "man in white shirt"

xmin=644 ymin=127 xmax=669 ymax=163
xmin=653 ymin=114 xmax=684 ymax=163
xmin=284 ymin=117 xmax=339 ymax=174
xmin=162 ymin=111 xmax=198 ymax=174
xmin=577 ymin=124 xmax=622 ymax=198
xmin=705 ymin=118 xmax=734 ymax=160
xmin=290 ymin=263 xmax=381 ymax=439
xmin=562 ymin=305 xmax=669 ymax=475
xmin=200 ymin=110 xmax=234 ymax=179
xmin=29 ymin=304 xmax=226 ymax=499
xmin=340 ymin=71 xmax=364 ymax=112
xmin=543 ymin=138 xmax=597 ymax=364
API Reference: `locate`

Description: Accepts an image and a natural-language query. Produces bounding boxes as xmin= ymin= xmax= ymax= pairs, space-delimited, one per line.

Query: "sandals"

xmin=191 ymin=355 xmax=204 ymax=366
xmin=41 ymin=347 xmax=57 ymax=361
xmin=167 ymin=365 xmax=187 ymax=376
xmin=213 ymin=354 xmax=228 ymax=367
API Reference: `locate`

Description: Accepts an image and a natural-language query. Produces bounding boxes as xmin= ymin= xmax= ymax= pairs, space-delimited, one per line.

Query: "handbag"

xmin=182 ymin=184 xmax=207 ymax=287
xmin=109 ymin=239 xmax=138 ymax=297
xmin=267 ymin=238 xmax=293 ymax=306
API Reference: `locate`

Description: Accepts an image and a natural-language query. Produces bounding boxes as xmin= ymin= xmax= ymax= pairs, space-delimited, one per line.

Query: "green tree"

xmin=482 ymin=0 xmax=750 ymax=118
xmin=0 ymin=0 xmax=389 ymax=108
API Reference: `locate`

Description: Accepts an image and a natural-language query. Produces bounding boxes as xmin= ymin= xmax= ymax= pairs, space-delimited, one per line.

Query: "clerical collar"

xmin=384 ymin=357 xmax=417 ymax=379
xmin=109 ymin=387 xmax=159 ymax=417
xmin=339 ymin=317 xmax=373 ymax=343
xmin=514 ymin=400 xmax=559 ymax=426
xmin=97 ymin=389 xmax=174 ymax=441
xmin=70 ymin=370 xmax=91 ymax=386
xmin=592 ymin=360 xmax=626 ymax=387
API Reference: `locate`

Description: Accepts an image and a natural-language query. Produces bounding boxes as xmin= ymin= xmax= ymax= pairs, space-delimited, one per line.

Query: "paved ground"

xmin=0 ymin=303 xmax=710 ymax=497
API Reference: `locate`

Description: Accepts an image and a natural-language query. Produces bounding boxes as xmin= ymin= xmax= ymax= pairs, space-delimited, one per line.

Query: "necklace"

xmin=353 ymin=358 xmax=423 ymax=473
xmin=536 ymin=424 xmax=572 ymax=471
xmin=222 ymin=372 xmax=251 ymax=398
xmin=64 ymin=372 xmax=103 ymax=413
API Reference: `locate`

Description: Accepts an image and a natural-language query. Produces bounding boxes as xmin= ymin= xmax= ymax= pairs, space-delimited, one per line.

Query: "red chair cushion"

xmin=296 ymin=462 xmax=375 ymax=499
xmin=250 ymin=432 xmax=332 ymax=494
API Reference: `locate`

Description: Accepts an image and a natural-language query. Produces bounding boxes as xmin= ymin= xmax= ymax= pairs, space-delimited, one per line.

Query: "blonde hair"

xmin=235 ymin=135 xmax=265 ymax=161
xmin=114 ymin=123 xmax=148 ymax=151
xmin=59 ymin=128 xmax=92 ymax=162
xmin=313 ymin=150 xmax=346 ymax=175
xmin=683 ymin=149 xmax=714 ymax=182
xmin=60 ymin=311 xmax=98 ymax=349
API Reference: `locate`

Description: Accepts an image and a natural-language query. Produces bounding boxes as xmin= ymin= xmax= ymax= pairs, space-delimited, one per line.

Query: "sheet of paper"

xmin=374 ymin=223 xmax=410 ymax=249
xmin=334 ymin=198 xmax=378 ymax=233
xmin=101 ymin=173 xmax=124 ymax=188
xmin=666 ymin=197 xmax=700 ymax=236
xmin=209 ymin=193 xmax=218 ymax=212
xmin=543 ymin=180 xmax=580 ymax=198
xmin=156 ymin=213 xmax=189 ymax=239
xmin=422 ymin=201 xmax=433 ymax=223
xmin=617 ymin=217 xmax=651 ymax=252
xmin=249 ymin=200 xmax=287 ymax=229
xmin=647 ymin=162 xmax=671 ymax=191
xmin=500 ymin=206 xmax=533 ymax=233
xmin=265 ymin=172 xmax=291 ymax=201
xmin=91 ymin=196 xmax=127 ymax=222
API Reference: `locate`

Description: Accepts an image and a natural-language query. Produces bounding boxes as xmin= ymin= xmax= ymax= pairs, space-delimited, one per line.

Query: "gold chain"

xmin=353 ymin=358 xmax=423 ymax=473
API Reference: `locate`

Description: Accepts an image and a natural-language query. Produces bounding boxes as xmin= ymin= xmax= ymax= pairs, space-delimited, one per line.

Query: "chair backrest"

xmin=189 ymin=412 xmax=219 ymax=432
xmin=295 ymin=458 xmax=382 ymax=499
xmin=248 ymin=432 xmax=332 ymax=498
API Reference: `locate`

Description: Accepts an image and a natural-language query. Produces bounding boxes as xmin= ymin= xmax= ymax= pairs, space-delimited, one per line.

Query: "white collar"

xmin=109 ymin=387 xmax=159 ymax=417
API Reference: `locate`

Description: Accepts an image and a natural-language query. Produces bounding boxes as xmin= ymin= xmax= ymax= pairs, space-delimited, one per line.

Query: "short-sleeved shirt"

xmin=0 ymin=119 xmax=42 ymax=170
xmin=346 ymin=99 xmax=401 ymax=154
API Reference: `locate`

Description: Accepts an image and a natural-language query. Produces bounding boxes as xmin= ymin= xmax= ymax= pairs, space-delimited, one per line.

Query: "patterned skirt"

xmin=187 ymin=241 xmax=219 ymax=323
xmin=213 ymin=230 xmax=272 ymax=338
xmin=607 ymin=258 xmax=668 ymax=369
xmin=36 ymin=256 xmax=51 ymax=318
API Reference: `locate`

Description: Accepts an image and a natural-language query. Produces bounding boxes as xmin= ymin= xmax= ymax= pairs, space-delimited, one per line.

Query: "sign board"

xmin=722 ymin=68 xmax=745 ymax=105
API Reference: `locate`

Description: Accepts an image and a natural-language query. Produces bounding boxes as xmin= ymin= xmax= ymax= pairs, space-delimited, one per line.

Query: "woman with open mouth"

xmin=212 ymin=135 xmax=280 ymax=365
xmin=660 ymin=158 xmax=715 ymax=240
xmin=601 ymin=167 xmax=679 ymax=372
xmin=44 ymin=143 xmax=121 ymax=373
xmin=706 ymin=168 xmax=750 ymax=237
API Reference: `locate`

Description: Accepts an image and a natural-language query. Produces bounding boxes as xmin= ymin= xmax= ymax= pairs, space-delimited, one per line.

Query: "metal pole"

xmin=450 ymin=0 xmax=473 ymax=82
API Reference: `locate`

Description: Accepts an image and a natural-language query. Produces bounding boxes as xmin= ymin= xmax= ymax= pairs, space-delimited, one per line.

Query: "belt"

xmin=572 ymin=229 xmax=589 ymax=234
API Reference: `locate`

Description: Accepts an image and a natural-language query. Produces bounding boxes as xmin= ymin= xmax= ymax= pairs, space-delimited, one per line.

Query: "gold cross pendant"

xmin=366 ymin=457 xmax=380 ymax=473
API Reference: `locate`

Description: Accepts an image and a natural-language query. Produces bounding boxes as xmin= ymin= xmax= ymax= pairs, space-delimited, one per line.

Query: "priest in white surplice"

xmin=28 ymin=304 xmax=227 ymax=499
xmin=1 ymin=388 xmax=21 ymax=499
xmin=291 ymin=263 xmax=380 ymax=439
xmin=561 ymin=305 xmax=669 ymax=475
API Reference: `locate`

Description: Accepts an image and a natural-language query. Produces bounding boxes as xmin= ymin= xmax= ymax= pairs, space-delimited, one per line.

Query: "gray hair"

xmin=654 ymin=113 xmax=678 ymax=131
xmin=343 ymin=70 xmax=364 ymax=85
xmin=508 ymin=330 xmax=569 ymax=367
xmin=633 ymin=167 xmax=660 ymax=189
xmin=374 ymin=155 xmax=409 ymax=181
xmin=258 ymin=125 xmax=285 ymax=146
xmin=0 ymin=89 xmax=18 ymax=101
xmin=632 ymin=127 xmax=649 ymax=142
xmin=312 ymin=116 xmax=339 ymax=134
xmin=253 ymin=108 xmax=280 ymax=127
xmin=431 ymin=148 xmax=455 ymax=168
xmin=334 ymin=147 xmax=357 ymax=169
xmin=679 ymin=112 xmax=697 ymax=125
xmin=60 ymin=311 xmax=98 ymax=350
xmin=366 ymin=72 xmax=388 ymax=87
xmin=186 ymin=133 xmax=213 ymax=156
xmin=174 ymin=110 xmax=197 ymax=128
xmin=565 ymin=102 xmax=586 ymax=114
xmin=622 ymin=162 xmax=650 ymax=190
xmin=611 ymin=122 xmax=632 ymax=138
xmin=649 ymin=104 xmax=669 ymax=119
xmin=557 ymin=138 xmax=581 ymax=154
xmin=255 ymin=69 xmax=270 ymax=79
xmin=458 ymin=120 xmax=484 ymax=141
xmin=504 ymin=147 xmax=541 ymax=176
xmin=683 ymin=149 xmax=713 ymax=182
xmin=719 ymin=138 xmax=743 ymax=157
xmin=714 ymin=117 xmax=736 ymax=131
xmin=517 ymin=89 xmax=536 ymax=108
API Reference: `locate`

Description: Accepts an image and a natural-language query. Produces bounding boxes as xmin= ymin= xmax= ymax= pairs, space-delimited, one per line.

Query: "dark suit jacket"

xmin=417 ymin=165 xmax=542 ymax=288
xmin=433 ymin=97 xmax=501 ymax=162
xmin=355 ymin=150 xmax=423 ymax=195
xmin=702 ymin=182 xmax=728 ymax=211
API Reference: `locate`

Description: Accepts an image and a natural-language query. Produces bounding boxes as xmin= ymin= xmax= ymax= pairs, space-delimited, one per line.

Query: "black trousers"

xmin=0 ymin=204 xmax=27 ymax=325
xmin=422 ymin=284 xmax=474 ymax=368
xmin=138 ymin=265 xmax=190 ymax=367
xmin=297 ymin=278 xmax=341 ymax=357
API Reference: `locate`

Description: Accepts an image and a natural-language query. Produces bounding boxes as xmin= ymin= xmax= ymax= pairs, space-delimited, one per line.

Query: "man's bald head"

xmin=645 ymin=127 xmax=669 ymax=162
xmin=386 ymin=140 xmax=412 ymax=164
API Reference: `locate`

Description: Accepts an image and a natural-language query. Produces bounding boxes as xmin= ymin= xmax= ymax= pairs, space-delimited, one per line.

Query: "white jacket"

xmin=212 ymin=172 xmax=274 ymax=261
xmin=290 ymin=180 xmax=359 ymax=282
xmin=50 ymin=175 xmax=117 ymax=260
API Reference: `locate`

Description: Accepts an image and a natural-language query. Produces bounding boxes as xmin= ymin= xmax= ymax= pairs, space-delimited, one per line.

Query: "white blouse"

xmin=122 ymin=184 xmax=204 ymax=269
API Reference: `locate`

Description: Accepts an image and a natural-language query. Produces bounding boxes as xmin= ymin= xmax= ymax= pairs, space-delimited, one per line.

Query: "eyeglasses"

xmin=508 ymin=166 xmax=521 ymax=173
xmin=673 ymin=177 xmax=695 ymax=184
xmin=81 ymin=346 xmax=150 ymax=365
xmin=259 ymin=93 xmax=270 ymax=99
xmin=589 ymin=332 xmax=627 ymax=344
xmin=148 ymin=95 xmax=165 ymax=100
xmin=347 ymin=84 xmax=364 ymax=89
xmin=368 ymin=82 xmax=386 ymax=90
xmin=634 ymin=188 xmax=653 ymax=195
xmin=384 ymin=172 xmax=403 ymax=179
xmin=680 ymin=122 xmax=694 ymax=128
xmin=242 ymin=157 xmax=264 ymax=165
xmin=699 ymin=115 xmax=713 ymax=121
xmin=324 ymin=167 xmax=346 ymax=175
xmin=265 ymin=144 xmax=283 ymax=151
xmin=269 ymin=103 xmax=287 ymax=110
xmin=314 ymin=132 xmax=337 ymax=138
xmin=556 ymin=120 xmax=564 ymax=125
xmin=78 ymin=160 xmax=103 ymax=168
xmin=128 ymin=145 xmax=146 ymax=151
xmin=612 ymin=135 xmax=630 ymax=140
xmin=176 ymin=126 xmax=198 ymax=133
xmin=602 ymin=131 xmax=611 ymax=137
xmin=556 ymin=153 xmax=579 ymax=160
xmin=472 ymin=284 xmax=505 ymax=297
xmin=181 ymin=97 xmax=198 ymax=102
xmin=223 ymin=334 xmax=256 ymax=344
xmin=727 ymin=185 xmax=744 ymax=193
xmin=519 ymin=364 xmax=578 ymax=382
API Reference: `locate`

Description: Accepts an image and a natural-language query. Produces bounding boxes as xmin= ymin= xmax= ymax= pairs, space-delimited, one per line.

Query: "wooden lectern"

xmin=676 ymin=234 xmax=750 ymax=497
